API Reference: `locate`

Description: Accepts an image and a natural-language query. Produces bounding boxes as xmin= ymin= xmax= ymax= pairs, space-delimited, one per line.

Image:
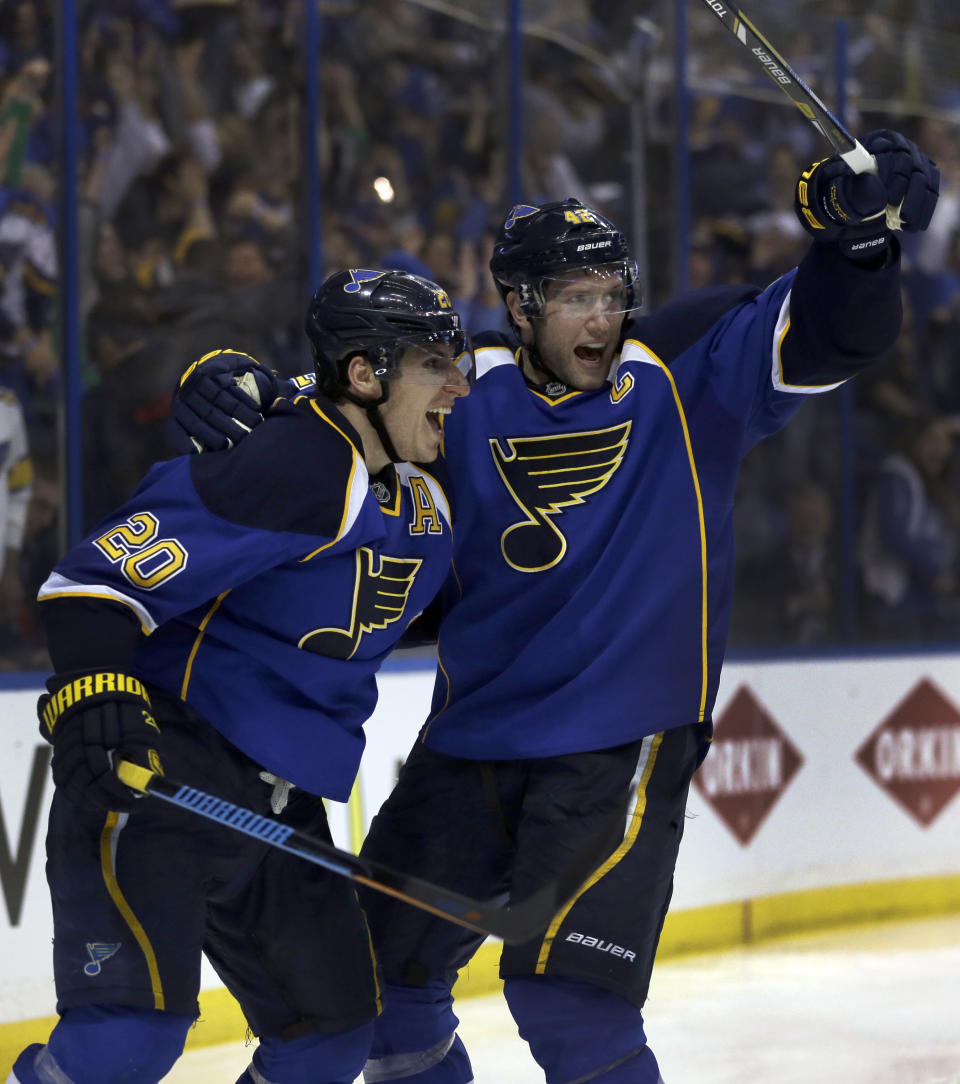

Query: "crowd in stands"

xmin=0 ymin=0 xmax=958 ymax=668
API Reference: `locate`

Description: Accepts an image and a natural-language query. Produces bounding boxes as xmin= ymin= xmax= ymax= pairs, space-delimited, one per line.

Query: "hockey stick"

xmin=696 ymin=0 xmax=902 ymax=228
xmin=116 ymin=760 xmax=566 ymax=944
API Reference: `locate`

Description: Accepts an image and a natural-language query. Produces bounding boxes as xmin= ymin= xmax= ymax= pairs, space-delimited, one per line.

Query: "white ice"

xmin=164 ymin=914 xmax=960 ymax=1083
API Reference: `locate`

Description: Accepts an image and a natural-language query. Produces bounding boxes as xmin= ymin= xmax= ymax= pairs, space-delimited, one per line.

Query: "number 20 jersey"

xmin=40 ymin=396 xmax=454 ymax=798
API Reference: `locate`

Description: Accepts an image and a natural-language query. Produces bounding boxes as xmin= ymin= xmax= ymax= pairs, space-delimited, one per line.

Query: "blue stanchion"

xmin=674 ymin=1 xmax=691 ymax=293
xmin=507 ymin=0 xmax=523 ymax=205
xmin=59 ymin=0 xmax=81 ymax=545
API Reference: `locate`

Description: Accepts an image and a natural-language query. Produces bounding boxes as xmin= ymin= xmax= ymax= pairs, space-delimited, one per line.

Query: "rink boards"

xmin=2 ymin=652 xmax=960 ymax=1069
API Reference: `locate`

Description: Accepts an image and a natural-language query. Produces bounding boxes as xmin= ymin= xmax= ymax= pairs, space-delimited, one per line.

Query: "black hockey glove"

xmin=38 ymin=671 xmax=164 ymax=811
xmin=170 ymin=349 xmax=277 ymax=454
xmin=795 ymin=129 xmax=940 ymax=261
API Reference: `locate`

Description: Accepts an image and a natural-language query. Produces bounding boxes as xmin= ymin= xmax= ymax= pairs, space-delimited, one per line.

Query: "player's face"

xmin=379 ymin=344 xmax=470 ymax=462
xmin=528 ymin=270 xmax=627 ymax=390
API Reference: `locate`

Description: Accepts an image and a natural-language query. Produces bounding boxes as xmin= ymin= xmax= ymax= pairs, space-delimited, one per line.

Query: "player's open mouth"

xmin=574 ymin=344 xmax=606 ymax=364
xmin=426 ymin=408 xmax=450 ymax=435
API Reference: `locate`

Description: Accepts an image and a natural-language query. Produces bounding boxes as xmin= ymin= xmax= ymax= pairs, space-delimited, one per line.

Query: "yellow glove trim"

xmin=40 ymin=673 xmax=152 ymax=736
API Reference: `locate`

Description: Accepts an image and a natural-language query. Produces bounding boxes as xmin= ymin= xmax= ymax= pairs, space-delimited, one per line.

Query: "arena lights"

xmin=373 ymin=176 xmax=395 ymax=203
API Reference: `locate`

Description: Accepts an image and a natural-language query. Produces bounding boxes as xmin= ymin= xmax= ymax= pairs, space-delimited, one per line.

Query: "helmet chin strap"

xmin=366 ymin=401 xmax=404 ymax=464
xmin=338 ymin=358 xmax=405 ymax=465
xmin=522 ymin=323 xmax=570 ymax=392
xmin=508 ymin=288 xmax=570 ymax=393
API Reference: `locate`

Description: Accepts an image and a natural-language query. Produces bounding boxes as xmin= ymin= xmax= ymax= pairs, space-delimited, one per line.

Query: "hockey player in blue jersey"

xmin=8 ymin=269 xmax=470 ymax=1084
xmin=170 ymin=130 xmax=939 ymax=1083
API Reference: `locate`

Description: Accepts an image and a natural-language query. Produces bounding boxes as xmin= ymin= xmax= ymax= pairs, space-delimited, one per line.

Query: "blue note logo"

xmin=503 ymin=204 xmax=539 ymax=230
xmin=344 ymin=269 xmax=387 ymax=293
xmin=489 ymin=422 xmax=632 ymax=572
xmin=299 ymin=549 xmax=422 ymax=659
xmin=84 ymin=942 xmax=122 ymax=976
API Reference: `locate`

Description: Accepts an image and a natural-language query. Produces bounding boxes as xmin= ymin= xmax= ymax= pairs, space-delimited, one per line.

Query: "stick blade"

xmin=355 ymin=852 xmax=579 ymax=945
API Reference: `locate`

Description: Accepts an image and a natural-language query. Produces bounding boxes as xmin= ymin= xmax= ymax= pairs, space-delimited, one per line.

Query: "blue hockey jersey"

xmin=421 ymin=248 xmax=900 ymax=758
xmin=422 ymin=286 xmax=802 ymax=757
xmin=38 ymin=395 xmax=454 ymax=799
xmin=214 ymin=244 xmax=903 ymax=760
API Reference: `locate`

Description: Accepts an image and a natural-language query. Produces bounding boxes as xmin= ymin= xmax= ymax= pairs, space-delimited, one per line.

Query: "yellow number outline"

xmin=93 ymin=513 xmax=188 ymax=591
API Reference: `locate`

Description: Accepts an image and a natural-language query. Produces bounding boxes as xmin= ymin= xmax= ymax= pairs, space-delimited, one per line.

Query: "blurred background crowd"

xmin=0 ymin=0 xmax=958 ymax=669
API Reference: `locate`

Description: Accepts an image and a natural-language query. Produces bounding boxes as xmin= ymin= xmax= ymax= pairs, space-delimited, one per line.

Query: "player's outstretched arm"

xmin=794 ymin=129 xmax=939 ymax=262
xmin=169 ymin=348 xmax=281 ymax=454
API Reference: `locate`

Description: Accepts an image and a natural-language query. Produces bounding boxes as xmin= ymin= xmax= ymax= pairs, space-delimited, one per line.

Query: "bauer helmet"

xmin=305 ymin=268 xmax=470 ymax=399
xmin=489 ymin=198 xmax=639 ymax=319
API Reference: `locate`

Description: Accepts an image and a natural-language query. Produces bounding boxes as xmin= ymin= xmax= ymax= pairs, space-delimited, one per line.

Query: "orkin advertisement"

xmin=692 ymin=684 xmax=805 ymax=845
xmin=2 ymin=654 xmax=960 ymax=1027
xmin=693 ymin=673 xmax=960 ymax=843
xmin=854 ymin=677 xmax=960 ymax=826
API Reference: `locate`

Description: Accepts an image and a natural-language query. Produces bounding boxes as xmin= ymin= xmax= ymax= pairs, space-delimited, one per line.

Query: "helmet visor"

xmin=535 ymin=263 xmax=640 ymax=318
xmin=374 ymin=332 xmax=475 ymax=387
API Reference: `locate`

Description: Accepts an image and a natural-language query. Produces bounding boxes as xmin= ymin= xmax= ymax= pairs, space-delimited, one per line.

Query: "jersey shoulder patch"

xmin=472 ymin=330 xmax=518 ymax=380
xmin=627 ymin=285 xmax=760 ymax=364
xmin=189 ymin=396 xmax=366 ymax=537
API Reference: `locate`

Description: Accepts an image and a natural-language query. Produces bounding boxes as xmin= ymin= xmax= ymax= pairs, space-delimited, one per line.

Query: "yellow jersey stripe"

xmin=300 ymin=400 xmax=362 ymax=560
xmin=37 ymin=587 xmax=154 ymax=636
xmin=180 ymin=591 xmax=230 ymax=698
xmin=624 ymin=340 xmax=710 ymax=721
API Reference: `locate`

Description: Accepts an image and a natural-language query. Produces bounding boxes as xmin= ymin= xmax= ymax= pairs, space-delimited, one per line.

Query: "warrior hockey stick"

xmin=696 ymin=0 xmax=902 ymax=228
xmin=116 ymin=760 xmax=566 ymax=944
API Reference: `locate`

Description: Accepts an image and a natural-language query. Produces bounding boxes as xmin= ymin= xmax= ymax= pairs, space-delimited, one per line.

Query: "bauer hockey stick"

xmin=696 ymin=0 xmax=902 ymax=228
xmin=116 ymin=759 xmax=570 ymax=944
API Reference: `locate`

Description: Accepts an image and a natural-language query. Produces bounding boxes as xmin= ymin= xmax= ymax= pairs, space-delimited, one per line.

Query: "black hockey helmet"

xmin=305 ymin=268 xmax=470 ymax=398
xmin=489 ymin=198 xmax=639 ymax=319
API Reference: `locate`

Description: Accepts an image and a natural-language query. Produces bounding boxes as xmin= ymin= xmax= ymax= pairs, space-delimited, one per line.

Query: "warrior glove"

xmin=795 ymin=129 xmax=940 ymax=261
xmin=38 ymin=671 xmax=163 ymax=811
xmin=170 ymin=348 xmax=278 ymax=454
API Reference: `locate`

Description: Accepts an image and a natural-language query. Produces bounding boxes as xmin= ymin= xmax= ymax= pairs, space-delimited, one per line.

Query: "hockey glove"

xmin=169 ymin=348 xmax=277 ymax=454
xmin=38 ymin=671 xmax=164 ymax=811
xmin=795 ymin=129 xmax=940 ymax=261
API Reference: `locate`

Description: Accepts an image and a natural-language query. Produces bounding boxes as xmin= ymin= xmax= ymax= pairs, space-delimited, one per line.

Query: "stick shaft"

xmin=697 ymin=0 xmax=909 ymax=228
xmin=117 ymin=760 xmax=561 ymax=944
xmin=697 ymin=1 xmax=874 ymax=171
